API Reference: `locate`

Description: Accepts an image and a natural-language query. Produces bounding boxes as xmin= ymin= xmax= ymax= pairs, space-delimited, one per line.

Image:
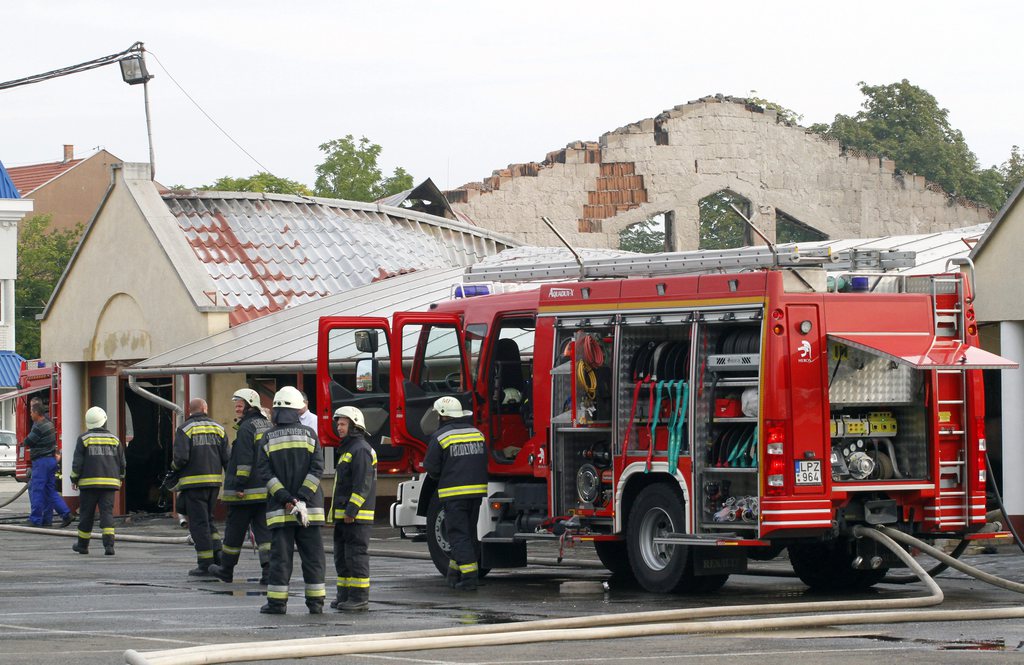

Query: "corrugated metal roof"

xmin=127 ymin=267 xmax=470 ymax=374
xmin=0 ymin=161 xmax=20 ymax=199
xmin=0 ymin=351 xmax=25 ymax=388
xmin=163 ymin=192 xmax=517 ymax=326
xmin=7 ymin=159 xmax=83 ymax=195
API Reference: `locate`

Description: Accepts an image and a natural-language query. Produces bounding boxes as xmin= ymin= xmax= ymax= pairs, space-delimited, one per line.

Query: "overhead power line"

xmin=0 ymin=42 xmax=142 ymax=91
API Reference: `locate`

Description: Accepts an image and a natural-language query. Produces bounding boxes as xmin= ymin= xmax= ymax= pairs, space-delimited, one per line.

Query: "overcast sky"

xmin=3 ymin=2 xmax=1021 ymax=194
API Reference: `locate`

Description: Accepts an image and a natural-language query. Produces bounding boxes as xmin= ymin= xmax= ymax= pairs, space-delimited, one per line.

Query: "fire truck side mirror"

xmin=354 ymin=329 xmax=379 ymax=354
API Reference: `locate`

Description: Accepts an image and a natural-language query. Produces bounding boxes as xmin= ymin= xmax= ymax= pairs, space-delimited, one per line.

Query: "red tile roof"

xmin=7 ymin=159 xmax=83 ymax=195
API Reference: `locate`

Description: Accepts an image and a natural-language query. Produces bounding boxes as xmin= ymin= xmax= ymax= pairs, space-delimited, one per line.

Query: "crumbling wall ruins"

xmin=446 ymin=96 xmax=993 ymax=249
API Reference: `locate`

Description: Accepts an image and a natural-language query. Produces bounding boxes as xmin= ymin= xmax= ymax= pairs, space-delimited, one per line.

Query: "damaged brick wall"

xmin=445 ymin=95 xmax=993 ymax=249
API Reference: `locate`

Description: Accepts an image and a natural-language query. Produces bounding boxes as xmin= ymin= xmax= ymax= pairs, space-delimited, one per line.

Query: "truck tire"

xmin=789 ymin=539 xmax=887 ymax=591
xmin=626 ymin=483 xmax=690 ymax=593
xmin=425 ymin=496 xmax=487 ymax=579
xmin=594 ymin=540 xmax=633 ymax=579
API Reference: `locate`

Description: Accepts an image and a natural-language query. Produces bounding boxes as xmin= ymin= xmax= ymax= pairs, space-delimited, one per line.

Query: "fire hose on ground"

xmin=122 ymin=524 xmax=1024 ymax=665
xmin=0 ymin=482 xmax=28 ymax=509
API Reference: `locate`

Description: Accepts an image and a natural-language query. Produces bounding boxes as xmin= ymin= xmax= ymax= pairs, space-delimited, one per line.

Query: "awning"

xmin=828 ymin=333 xmax=1019 ymax=370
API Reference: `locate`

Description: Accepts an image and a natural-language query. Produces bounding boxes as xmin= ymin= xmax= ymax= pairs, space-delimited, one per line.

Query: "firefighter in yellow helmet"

xmin=70 ymin=407 xmax=125 ymax=555
xmin=329 ymin=406 xmax=377 ymax=611
xmin=255 ymin=386 xmax=326 ymax=614
xmin=423 ymin=396 xmax=487 ymax=590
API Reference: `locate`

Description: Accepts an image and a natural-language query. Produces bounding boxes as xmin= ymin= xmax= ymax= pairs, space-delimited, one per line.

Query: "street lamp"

xmin=119 ymin=47 xmax=156 ymax=180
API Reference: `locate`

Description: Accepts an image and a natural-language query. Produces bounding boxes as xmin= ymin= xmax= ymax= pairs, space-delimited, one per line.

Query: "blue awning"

xmin=0 ymin=161 xmax=21 ymax=199
xmin=0 ymin=351 xmax=25 ymax=388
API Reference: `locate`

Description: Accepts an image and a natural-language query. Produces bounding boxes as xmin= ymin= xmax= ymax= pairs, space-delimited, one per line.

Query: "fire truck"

xmin=317 ymin=246 xmax=1016 ymax=593
xmin=10 ymin=360 xmax=61 ymax=482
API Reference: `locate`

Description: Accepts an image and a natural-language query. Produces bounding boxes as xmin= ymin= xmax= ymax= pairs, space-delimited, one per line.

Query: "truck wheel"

xmin=425 ymin=496 xmax=487 ymax=579
xmin=626 ymin=483 xmax=690 ymax=593
xmin=594 ymin=540 xmax=633 ymax=579
xmin=789 ymin=539 xmax=887 ymax=591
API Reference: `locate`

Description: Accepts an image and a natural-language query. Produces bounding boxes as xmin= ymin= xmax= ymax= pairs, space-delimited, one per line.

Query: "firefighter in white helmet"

xmin=329 ymin=405 xmax=377 ymax=611
xmin=254 ymin=386 xmax=327 ymax=614
xmin=69 ymin=406 xmax=125 ymax=555
xmin=423 ymin=396 xmax=487 ymax=590
xmin=209 ymin=389 xmax=272 ymax=584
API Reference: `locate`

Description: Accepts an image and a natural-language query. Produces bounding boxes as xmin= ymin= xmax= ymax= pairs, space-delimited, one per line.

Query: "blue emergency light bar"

xmin=453 ymin=284 xmax=490 ymax=298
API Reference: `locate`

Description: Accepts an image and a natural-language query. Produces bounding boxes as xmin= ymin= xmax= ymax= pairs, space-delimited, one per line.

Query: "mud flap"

xmin=691 ymin=547 xmax=747 ymax=576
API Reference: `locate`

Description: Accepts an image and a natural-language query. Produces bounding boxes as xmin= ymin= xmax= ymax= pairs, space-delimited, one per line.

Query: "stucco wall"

xmin=973 ymin=196 xmax=1024 ymax=323
xmin=26 ymin=151 xmax=121 ymax=235
xmin=448 ymin=96 xmax=993 ymax=249
xmin=40 ymin=166 xmax=225 ymax=362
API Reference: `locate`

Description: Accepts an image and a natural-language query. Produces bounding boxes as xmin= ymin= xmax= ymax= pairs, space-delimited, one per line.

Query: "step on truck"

xmin=316 ymin=246 xmax=1017 ymax=593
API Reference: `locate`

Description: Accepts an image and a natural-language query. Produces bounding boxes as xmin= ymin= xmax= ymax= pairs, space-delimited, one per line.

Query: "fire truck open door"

xmin=316 ymin=317 xmax=412 ymax=472
xmin=390 ymin=312 xmax=471 ymax=463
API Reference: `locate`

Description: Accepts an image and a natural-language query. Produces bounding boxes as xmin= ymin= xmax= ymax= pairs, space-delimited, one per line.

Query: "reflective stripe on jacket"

xmin=423 ymin=421 xmax=488 ymax=501
xmin=70 ymin=428 xmax=125 ymax=489
xmin=172 ymin=413 xmax=228 ymax=489
xmin=331 ymin=432 xmax=377 ymax=523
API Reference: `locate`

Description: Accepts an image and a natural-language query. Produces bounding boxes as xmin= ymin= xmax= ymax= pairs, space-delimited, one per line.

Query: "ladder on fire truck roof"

xmin=463 ymin=245 xmax=917 ymax=284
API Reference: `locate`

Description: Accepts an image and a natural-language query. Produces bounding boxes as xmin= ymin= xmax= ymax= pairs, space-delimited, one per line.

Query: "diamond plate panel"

xmin=828 ymin=341 xmax=921 ymax=405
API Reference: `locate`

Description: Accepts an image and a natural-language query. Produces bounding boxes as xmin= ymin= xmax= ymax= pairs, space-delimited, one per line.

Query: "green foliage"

xmin=200 ymin=172 xmax=312 ymax=196
xmin=700 ymin=191 xmax=750 ymax=250
xmin=314 ymin=135 xmax=414 ymax=201
xmin=618 ymin=216 xmax=665 ymax=253
xmin=812 ymin=80 xmax=1004 ymax=209
xmin=999 ymin=145 xmax=1024 ymax=202
xmin=15 ymin=215 xmax=81 ymax=359
xmin=777 ymin=212 xmax=828 ymax=244
xmin=747 ymin=91 xmax=803 ymax=125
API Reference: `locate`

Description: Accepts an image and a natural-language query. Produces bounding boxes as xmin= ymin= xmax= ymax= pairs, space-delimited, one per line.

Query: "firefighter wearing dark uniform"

xmin=423 ymin=396 xmax=488 ymax=591
xmin=329 ymin=406 xmax=377 ymax=612
xmin=209 ymin=389 xmax=272 ymax=584
xmin=172 ymin=398 xmax=229 ymax=576
xmin=255 ymin=386 xmax=327 ymax=615
xmin=69 ymin=407 xmax=125 ymax=556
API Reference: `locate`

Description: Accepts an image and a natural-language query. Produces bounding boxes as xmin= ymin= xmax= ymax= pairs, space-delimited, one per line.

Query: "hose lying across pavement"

xmin=124 ymin=525 xmax=1024 ymax=665
xmin=0 ymin=483 xmax=28 ymax=509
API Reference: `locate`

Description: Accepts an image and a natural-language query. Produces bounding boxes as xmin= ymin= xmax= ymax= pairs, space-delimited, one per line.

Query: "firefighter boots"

xmin=102 ymin=534 xmax=115 ymax=556
xmin=454 ymin=574 xmax=479 ymax=591
xmin=337 ymin=588 xmax=368 ymax=612
xmin=71 ymin=537 xmax=89 ymax=555
xmin=329 ymin=588 xmax=349 ymax=610
xmin=188 ymin=564 xmax=216 ymax=577
xmin=259 ymin=602 xmax=286 ymax=615
xmin=207 ymin=564 xmax=233 ymax=583
xmin=306 ymin=600 xmax=324 ymax=614
xmin=446 ymin=563 xmax=461 ymax=589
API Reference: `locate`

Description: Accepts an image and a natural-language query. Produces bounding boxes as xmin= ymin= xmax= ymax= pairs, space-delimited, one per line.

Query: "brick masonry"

xmin=445 ymin=95 xmax=993 ymax=249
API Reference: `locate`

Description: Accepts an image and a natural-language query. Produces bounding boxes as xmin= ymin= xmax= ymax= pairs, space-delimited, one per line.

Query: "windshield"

xmin=0 ymin=432 xmax=15 ymax=446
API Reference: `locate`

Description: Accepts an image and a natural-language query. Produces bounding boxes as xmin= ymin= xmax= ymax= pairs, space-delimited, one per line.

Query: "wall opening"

xmin=699 ymin=190 xmax=751 ymax=250
xmin=777 ymin=209 xmax=828 ymax=243
xmin=619 ymin=213 xmax=668 ymax=253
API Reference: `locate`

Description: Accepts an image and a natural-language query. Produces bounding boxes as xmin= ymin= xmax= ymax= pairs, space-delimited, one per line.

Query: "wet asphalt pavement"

xmin=2 ymin=476 xmax=1024 ymax=664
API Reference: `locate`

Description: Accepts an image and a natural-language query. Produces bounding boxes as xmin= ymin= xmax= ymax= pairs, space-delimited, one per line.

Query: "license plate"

xmin=795 ymin=460 xmax=822 ymax=485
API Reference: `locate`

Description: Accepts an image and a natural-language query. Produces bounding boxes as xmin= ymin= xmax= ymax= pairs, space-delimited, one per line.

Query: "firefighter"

xmin=69 ymin=407 xmax=125 ymax=555
xmin=209 ymin=389 xmax=272 ymax=584
xmin=24 ymin=399 xmax=73 ymax=528
xmin=172 ymin=398 xmax=229 ymax=577
xmin=423 ymin=396 xmax=487 ymax=591
xmin=329 ymin=406 xmax=377 ymax=612
xmin=255 ymin=386 xmax=327 ymax=615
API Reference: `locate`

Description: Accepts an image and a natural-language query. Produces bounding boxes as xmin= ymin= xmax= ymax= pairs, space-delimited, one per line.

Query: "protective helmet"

xmin=432 ymin=395 xmax=471 ymax=418
xmin=272 ymin=386 xmax=304 ymax=409
xmin=85 ymin=406 xmax=107 ymax=429
xmin=333 ymin=406 xmax=366 ymax=432
xmin=232 ymin=388 xmax=261 ymax=408
xmin=502 ymin=388 xmax=522 ymax=405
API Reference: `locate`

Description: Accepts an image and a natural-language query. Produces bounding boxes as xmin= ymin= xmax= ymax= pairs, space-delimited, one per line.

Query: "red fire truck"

xmin=317 ymin=247 xmax=1016 ymax=593
xmin=11 ymin=360 xmax=61 ymax=482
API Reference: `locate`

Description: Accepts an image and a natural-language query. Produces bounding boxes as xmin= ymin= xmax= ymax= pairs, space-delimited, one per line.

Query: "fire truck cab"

xmin=317 ymin=247 xmax=1017 ymax=593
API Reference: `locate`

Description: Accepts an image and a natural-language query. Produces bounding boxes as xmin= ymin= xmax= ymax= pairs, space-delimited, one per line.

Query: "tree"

xmin=313 ymin=135 xmax=413 ymax=201
xmin=619 ymin=216 xmax=666 ymax=253
xmin=15 ymin=215 xmax=81 ymax=359
xmin=811 ymin=80 xmax=1004 ymax=209
xmin=700 ymin=191 xmax=751 ymax=250
xmin=999 ymin=145 xmax=1024 ymax=201
xmin=747 ymin=91 xmax=803 ymax=125
xmin=200 ymin=172 xmax=312 ymax=196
